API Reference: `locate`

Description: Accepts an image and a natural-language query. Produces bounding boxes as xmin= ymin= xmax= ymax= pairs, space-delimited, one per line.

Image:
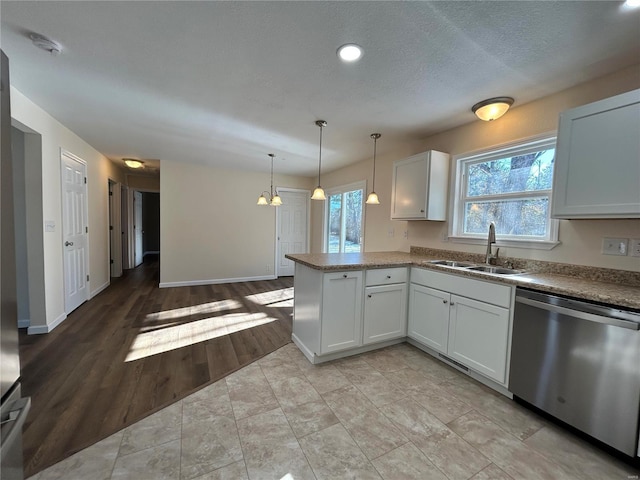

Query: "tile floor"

xmin=28 ymin=343 xmax=639 ymax=480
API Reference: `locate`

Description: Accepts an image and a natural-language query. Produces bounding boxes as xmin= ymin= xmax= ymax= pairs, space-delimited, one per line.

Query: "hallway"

xmin=19 ymin=256 xmax=293 ymax=477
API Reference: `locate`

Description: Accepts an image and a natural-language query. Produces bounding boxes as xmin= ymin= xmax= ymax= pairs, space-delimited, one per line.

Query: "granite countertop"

xmin=285 ymin=251 xmax=640 ymax=311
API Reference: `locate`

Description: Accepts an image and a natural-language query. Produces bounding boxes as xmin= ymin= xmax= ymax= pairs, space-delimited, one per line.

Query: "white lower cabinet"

xmin=363 ymin=283 xmax=407 ymax=345
xmin=408 ymin=268 xmax=513 ymax=384
xmin=408 ymin=284 xmax=449 ymax=353
xmin=320 ymin=271 xmax=363 ymax=354
xmin=447 ymin=295 xmax=510 ymax=383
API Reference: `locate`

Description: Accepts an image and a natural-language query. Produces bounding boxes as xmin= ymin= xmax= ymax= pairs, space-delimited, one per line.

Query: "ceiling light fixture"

xmin=623 ymin=0 xmax=640 ymax=9
xmin=124 ymin=158 xmax=144 ymax=169
xmin=337 ymin=44 xmax=362 ymax=62
xmin=257 ymin=154 xmax=282 ymax=207
xmin=366 ymin=133 xmax=381 ymax=205
xmin=472 ymin=97 xmax=514 ymax=121
xmin=29 ymin=32 xmax=62 ymax=55
xmin=311 ymin=121 xmax=327 ymax=201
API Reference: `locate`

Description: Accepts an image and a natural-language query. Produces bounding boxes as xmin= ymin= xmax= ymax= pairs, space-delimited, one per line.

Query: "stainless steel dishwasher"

xmin=509 ymin=288 xmax=640 ymax=457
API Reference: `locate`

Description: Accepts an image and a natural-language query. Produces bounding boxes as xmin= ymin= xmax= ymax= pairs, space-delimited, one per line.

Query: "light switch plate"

xmin=602 ymin=237 xmax=628 ymax=256
xmin=630 ymin=239 xmax=640 ymax=257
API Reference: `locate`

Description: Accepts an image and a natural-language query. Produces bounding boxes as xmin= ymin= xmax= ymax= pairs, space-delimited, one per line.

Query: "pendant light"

xmin=256 ymin=153 xmax=282 ymax=206
xmin=311 ymin=120 xmax=327 ymax=200
xmin=366 ymin=133 xmax=381 ymax=205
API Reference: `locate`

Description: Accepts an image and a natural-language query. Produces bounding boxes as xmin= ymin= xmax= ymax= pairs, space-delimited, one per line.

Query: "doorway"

xmin=276 ymin=189 xmax=310 ymax=276
xmin=108 ymin=180 xmax=123 ymax=277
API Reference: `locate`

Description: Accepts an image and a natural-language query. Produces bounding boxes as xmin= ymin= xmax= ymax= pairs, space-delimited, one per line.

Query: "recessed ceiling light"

xmin=29 ymin=32 xmax=62 ymax=55
xmin=337 ymin=44 xmax=362 ymax=62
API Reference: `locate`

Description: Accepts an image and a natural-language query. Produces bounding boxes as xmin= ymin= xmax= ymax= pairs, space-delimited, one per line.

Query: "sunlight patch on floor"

xmin=144 ymin=299 xmax=243 ymax=322
xmin=244 ymin=287 xmax=294 ymax=306
xmin=126 ymin=312 xmax=276 ymax=362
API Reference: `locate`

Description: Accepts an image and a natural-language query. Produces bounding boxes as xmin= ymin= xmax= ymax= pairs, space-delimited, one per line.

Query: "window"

xmin=451 ymin=136 xmax=559 ymax=249
xmin=325 ymin=181 xmax=365 ymax=253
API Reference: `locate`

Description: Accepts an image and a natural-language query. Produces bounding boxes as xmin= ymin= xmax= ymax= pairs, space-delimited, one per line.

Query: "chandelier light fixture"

xmin=257 ymin=153 xmax=282 ymax=206
xmin=472 ymin=97 xmax=514 ymax=121
xmin=366 ymin=133 xmax=381 ymax=205
xmin=311 ymin=120 xmax=327 ymax=201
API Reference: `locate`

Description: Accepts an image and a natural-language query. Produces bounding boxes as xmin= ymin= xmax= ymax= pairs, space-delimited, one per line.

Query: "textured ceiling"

xmin=1 ymin=1 xmax=639 ymax=177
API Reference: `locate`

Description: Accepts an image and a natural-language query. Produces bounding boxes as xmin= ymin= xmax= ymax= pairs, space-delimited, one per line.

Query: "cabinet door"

xmin=552 ymin=89 xmax=640 ymax=219
xmin=320 ymin=271 xmax=363 ymax=354
xmin=407 ymin=284 xmax=450 ymax=353
xmin=447 ymin=295 xmax=510 ymax=383
xmin=391 ymin=154 xmax=428 ymax=219
xmin=363 ymin=283 xmax=407 ymax=345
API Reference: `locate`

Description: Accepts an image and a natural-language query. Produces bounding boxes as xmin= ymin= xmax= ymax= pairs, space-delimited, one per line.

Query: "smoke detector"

xmin=29 ymin=33 xmax=62 ymax=55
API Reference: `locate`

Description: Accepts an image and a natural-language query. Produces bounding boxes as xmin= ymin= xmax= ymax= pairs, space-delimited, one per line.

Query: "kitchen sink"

xmin=425 ymin=260 xmax=477 ymax=268
xmin=466 ymin=265 xmax=525 ymax=275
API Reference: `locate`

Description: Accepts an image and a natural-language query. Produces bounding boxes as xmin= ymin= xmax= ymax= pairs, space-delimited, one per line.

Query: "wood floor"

xmin=18 ymin=255 xmax=294 ymax=478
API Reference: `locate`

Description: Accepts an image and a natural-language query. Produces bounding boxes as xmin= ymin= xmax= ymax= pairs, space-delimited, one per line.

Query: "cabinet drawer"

xmin=366 ymin=267 xmax=408 ymax=286
xmin=411 ymin=267 xmax=512 ymax=308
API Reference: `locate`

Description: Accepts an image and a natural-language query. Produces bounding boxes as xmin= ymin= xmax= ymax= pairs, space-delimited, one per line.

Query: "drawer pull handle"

xmin=368 ymin=294 xmax=372 ymax=298
xmin=343 ymin=274 xmax=347 ymax=278
xmin=386 ymin=275 xmax=391 ymax=279
xmin=450 ymin=302 xmax=455 ymax=306
xmin=442 ymin=299 xmax=448 ymax=304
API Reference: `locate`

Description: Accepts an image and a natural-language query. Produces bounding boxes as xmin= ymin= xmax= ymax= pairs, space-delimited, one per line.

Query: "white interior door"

xmin=61 ymin=151 xmax=89 ymax=313
xmin=277 ymin=190 xmax=309 ymax=276
xmin=134 ymin=190 xmax=143 ymax=267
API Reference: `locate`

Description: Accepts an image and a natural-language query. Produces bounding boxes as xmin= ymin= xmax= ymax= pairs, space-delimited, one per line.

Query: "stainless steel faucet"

xmin=486 ymin=222 xmax=499 ymax=265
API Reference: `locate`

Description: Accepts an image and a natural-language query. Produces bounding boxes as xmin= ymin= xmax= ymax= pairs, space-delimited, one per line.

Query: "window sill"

xmin=448 ymin=236 xmax=561 ymax=251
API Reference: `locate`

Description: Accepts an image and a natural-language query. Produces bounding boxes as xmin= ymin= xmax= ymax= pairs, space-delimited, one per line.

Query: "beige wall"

xmin=127 ymin=173 xmax=160 ymax=191
xmin=160 ymin=160 xmax=312 ymax=285
xmin=10 ymin=87 xmax=126 ymax=332
xmin=311 ymin=65 xmax=640 ymax=271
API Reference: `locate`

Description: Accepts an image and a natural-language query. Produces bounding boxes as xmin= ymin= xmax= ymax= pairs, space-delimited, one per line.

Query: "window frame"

xmin=323 ymin=180 xmax=366 ymax=253
xmin=449 ymin=134 xmax=560 ymax=250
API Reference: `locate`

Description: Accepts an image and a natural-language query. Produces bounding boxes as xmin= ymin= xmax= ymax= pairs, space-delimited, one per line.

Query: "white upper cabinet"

xmin=552 ymin=89 xmax=640 ymax=219
xmin=390 ymin=151 xmax=450 ymax=220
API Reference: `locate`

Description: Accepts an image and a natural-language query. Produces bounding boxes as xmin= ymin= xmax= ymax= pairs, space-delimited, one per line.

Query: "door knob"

xmin=65 ymin=241 xmax=74 ymax=247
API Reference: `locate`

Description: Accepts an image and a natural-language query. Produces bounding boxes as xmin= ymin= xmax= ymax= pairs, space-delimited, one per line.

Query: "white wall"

xmin=160 ymin=160 xmax=312 ymax=286
xmin=311 ymin=65 xmax=640 ymax=272
xmin=10 ymin=87 xmax=126 ymax=332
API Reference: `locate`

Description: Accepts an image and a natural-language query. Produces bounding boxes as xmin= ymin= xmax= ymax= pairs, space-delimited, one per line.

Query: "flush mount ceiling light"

xmin=366 ymin=133 xmax=381 ymax=205
xmin=472 ymin=97 xmax=514 ymax=121
xmin=311 ymin=120 xmax=328 ymax=201
xmin=29 ymin=32 xmax=62 ymax=55
xmin=337 ymin=44 xmax=362 ymax=62
xmin=257 ymin=154 xmax=282 ymax=206
xmin=623 ymin=0 xmax=640 ymax=9
xmin=124 ymin=158 xmax=144 ymax=169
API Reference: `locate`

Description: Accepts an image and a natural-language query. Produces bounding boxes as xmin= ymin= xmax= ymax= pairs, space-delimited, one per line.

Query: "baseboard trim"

xmin=90 ymin=280 xmax=110 ymax=298
xmin=18 ymin=318 xmax=30 ymax=329
xmin=28 ymin=312 xmax=67 ymax=335
xmin=143 ymin=251 xmax=159 ymax=256
xmin=159 ymin=275 xmax=277 ymax=288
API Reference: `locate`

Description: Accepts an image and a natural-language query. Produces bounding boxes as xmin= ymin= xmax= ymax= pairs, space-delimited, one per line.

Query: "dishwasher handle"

xmin=516 ymin=296 xmax=640 ymax=331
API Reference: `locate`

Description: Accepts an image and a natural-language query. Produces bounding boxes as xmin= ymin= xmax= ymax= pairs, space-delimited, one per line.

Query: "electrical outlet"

xmin=403 ymin=230 xmax=408 ymax=239
xmin=602 ymin=237 xmax=628 ymax=256
xmin=388 ymin=228 xmax=394 ymax=238
xmin=630 ymin=239 xmax=640 ymax=257
xmin=441 ymin=231 xmax=449 ymax=242
xmin=266 ymin=265 xmax=272 ymax=273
